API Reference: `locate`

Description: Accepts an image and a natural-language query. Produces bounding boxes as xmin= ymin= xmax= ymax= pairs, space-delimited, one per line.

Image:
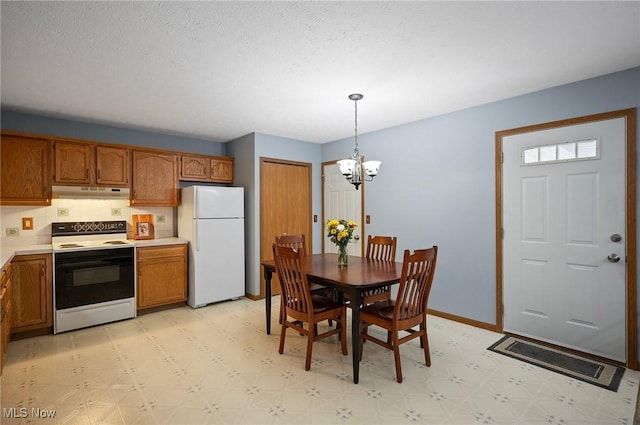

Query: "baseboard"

xmin=245 ymin=292 xmax=261 ymax=301
xmin=427 ymin=308 xmax=499 ymax=332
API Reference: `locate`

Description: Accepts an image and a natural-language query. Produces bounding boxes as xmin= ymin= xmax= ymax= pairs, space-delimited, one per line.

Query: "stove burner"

xmin=104 ymin=241 xmax=127 ymax=245
xmin=59 ymin=243 xmax=84 ymax=248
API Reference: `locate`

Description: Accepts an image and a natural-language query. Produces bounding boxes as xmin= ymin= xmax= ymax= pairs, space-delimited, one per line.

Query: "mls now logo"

xmin=4 ymin=407 xmax=56 ymax=418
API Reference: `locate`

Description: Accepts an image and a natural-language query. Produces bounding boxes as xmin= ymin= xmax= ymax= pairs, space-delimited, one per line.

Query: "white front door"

xmin=502 ymin=117 xmax=627 ymax=361
xmin=323 ymin=163 xmax=363 ymax=255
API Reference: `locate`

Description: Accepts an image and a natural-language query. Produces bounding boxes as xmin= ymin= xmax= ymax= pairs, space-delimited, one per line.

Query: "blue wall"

xmin=2 ymin=67 xmax=639 ymax=344
xmin=322 ymin=66 xmax=640 ymax=328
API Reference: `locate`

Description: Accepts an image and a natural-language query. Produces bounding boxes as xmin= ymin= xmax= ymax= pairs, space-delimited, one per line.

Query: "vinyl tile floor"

xmin=1 ymin=297 xmax=638 ymax=425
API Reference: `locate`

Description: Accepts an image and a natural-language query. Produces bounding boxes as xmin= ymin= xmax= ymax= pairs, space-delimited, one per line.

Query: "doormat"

xmin=488 ymin=335 xmax=625 ymax=392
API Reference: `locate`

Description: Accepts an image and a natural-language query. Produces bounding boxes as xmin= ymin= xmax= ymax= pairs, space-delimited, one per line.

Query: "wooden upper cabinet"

xmin=96 ymin=146 xmax=129 ymax=186
xmin=180 ymin=154 xmax=209 ymax=181
xmin=180 ymin=154 xmax=234 ymax=183
xmin=210 ymin=157 xmax=234 ymax=183
xmin=53 ymin=142 xmax=130 ymax=187
xmin=131 ymin=150 xmax=179 ymax=206
xmin=53 ymin=142 xmax=92 ymax=184
xmin=2 ymin=131 xmax=234 ymax=206
xmin=0 ymin=133 xmax=51 ymax=206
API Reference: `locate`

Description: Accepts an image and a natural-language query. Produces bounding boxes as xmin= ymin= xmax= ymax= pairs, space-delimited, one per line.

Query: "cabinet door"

xmin=131 ymin=150 xmax=179 ymax=206
xmin=1 ymin=264 xmax=11 ymax=373
xmin=53 ymin=142 xmax=92 ymax=184
xmin=11 ymin=254 xmax=52 ymax=333
xmin=180 ymin=154 xmax=210 ymax=181
xmin=137 ymin=245 xmax=187 ymax=309
xmin=210 ymin=157 xmax=234 ymax=183
xmin=96 ymin=146 xmax=130 ymax=186
xmin=0 ymin=135 xmax=51 ymax=205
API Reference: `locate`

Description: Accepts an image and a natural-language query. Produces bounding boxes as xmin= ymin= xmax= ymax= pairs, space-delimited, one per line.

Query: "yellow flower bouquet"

xmin=326 ymin=219 xmax=358 ymax=266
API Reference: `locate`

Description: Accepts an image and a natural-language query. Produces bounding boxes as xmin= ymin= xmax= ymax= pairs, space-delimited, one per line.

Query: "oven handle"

xmin=54 ymin=249 xmax=134 ymax=263
xmin=57 ymin=259 xmax=129 ymax=268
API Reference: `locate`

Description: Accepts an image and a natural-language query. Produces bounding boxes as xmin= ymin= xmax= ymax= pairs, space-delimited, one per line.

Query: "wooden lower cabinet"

xmin=1 ymin=264 xmax=12 ymax=373
xmin=11 ymin=254 xmax=53 ymax=334
xmin=137 ymin=244 xmax=187 ymax=310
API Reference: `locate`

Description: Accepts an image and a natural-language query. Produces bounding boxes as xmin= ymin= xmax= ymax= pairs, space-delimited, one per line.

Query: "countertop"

xmin=0 ymin=237 xmax=188 ymax=270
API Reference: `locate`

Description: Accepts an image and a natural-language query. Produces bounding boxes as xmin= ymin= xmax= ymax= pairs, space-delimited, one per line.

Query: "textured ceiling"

xmin=1 ymin=1 xmax=639 ymax=144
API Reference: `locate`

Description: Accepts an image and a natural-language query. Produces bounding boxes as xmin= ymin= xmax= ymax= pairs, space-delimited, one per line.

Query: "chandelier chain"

xmin=336 ymin=92 xmax=380 ymax=190
xmin=353 ymin=97 xmax=359 ymax=155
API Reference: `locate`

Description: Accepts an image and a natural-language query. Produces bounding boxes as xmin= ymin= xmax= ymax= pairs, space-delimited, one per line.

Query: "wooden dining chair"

xmin=272 ymin=244 xmax=348 ymax=371
xmin=362 ymin=235 xmax=397 ymax=305
xmin=274 ymin=234 xmax=330 ymax=325
xmin=359 ymin=246 xmax=438 ymax=383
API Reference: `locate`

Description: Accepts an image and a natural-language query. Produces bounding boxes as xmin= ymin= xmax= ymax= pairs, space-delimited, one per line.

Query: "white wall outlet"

xmin=57 ymin=208 xmax=70 ymax=217
xmin=111 ymin=208 xmax=122 ymax=216
xmin=6 ymin=227 xmax=20 ymax=237
xmin=156 ymin=215 xmax=165 ymax=224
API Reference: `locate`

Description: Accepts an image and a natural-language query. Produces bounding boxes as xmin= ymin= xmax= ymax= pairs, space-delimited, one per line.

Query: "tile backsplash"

xmin=0 ymin=198 xmax=175 ymax=247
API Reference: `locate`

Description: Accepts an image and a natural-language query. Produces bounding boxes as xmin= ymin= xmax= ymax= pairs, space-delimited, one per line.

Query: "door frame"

xmin=321 ymin=159 xmax=366 ymax=256
xmin=495 ymin=108 xmax=637 ymax=369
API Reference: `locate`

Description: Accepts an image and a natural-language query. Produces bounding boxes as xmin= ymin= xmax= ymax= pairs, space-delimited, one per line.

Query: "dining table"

xmin=261 ymin=252 xmax=402 ymax=384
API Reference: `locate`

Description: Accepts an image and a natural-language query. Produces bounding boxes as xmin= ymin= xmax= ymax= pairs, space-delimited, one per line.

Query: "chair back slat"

xmin=394 ymin=247 xmax=438 ymax=321
xmin=272 ymin=244 xmax=312 ymax=315
xmin=275 ymin=234 xmax=307 ymax=255
xmin=366 ymin=235 xmax=397 ymax=262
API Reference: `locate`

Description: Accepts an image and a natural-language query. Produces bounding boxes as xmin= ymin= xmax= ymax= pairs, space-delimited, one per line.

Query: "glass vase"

xmin=338 ymin=244 xmax=348 ymax=267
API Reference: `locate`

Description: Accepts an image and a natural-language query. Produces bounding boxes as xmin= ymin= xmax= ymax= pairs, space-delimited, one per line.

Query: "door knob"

xmin=608 ymin=253 xmax=620 ymax=263
xmin=353 ymin=235 xmax=360 ymax=240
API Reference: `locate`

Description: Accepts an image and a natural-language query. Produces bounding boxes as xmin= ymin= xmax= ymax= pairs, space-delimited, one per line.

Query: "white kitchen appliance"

xmin=52 ymin=220 xmax=136 ymax=333
xmin=178 ymin=186 xmax=245 ymax=307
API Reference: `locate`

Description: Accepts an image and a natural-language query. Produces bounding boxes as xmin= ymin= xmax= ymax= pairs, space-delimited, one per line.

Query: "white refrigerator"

xmin=178 ymin=186 xmax=245 ymax=307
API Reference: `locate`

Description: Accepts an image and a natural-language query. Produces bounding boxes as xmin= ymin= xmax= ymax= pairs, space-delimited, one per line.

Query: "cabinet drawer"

xmin=137 ymin=245 xmax=186 ymax=260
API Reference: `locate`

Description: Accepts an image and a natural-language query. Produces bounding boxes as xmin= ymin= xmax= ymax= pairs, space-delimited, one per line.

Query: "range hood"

xmin=52 ymin=186 xmax=130 ymax=199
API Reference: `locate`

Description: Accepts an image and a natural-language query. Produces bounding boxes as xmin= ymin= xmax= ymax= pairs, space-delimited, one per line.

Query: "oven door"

xmin=54 ymin=247 xmax=134 ymax=310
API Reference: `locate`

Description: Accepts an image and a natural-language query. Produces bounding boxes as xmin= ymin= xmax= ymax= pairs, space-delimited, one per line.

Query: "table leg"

xmin=264 ymin=267 xmax=272 ymax=335
xmin=351 ymin=289 xmax=362 ymax=384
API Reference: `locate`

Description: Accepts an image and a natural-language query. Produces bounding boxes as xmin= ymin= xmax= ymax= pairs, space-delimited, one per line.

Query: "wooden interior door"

xmin=260 ymin=158 xmax=312 ymax=297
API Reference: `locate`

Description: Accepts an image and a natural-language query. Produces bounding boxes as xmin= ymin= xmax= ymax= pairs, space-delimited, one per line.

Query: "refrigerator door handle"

xmin=194 ymin=220 xmax=199 ymax=252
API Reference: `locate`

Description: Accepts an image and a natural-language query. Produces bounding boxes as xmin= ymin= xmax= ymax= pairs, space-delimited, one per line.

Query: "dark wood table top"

xmin=261 ymin=253 xmax=402 ymax=290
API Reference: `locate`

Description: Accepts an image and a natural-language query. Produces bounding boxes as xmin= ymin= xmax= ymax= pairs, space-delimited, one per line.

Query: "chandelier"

xmin=336 ymin=93 xmax=381 ymax=190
